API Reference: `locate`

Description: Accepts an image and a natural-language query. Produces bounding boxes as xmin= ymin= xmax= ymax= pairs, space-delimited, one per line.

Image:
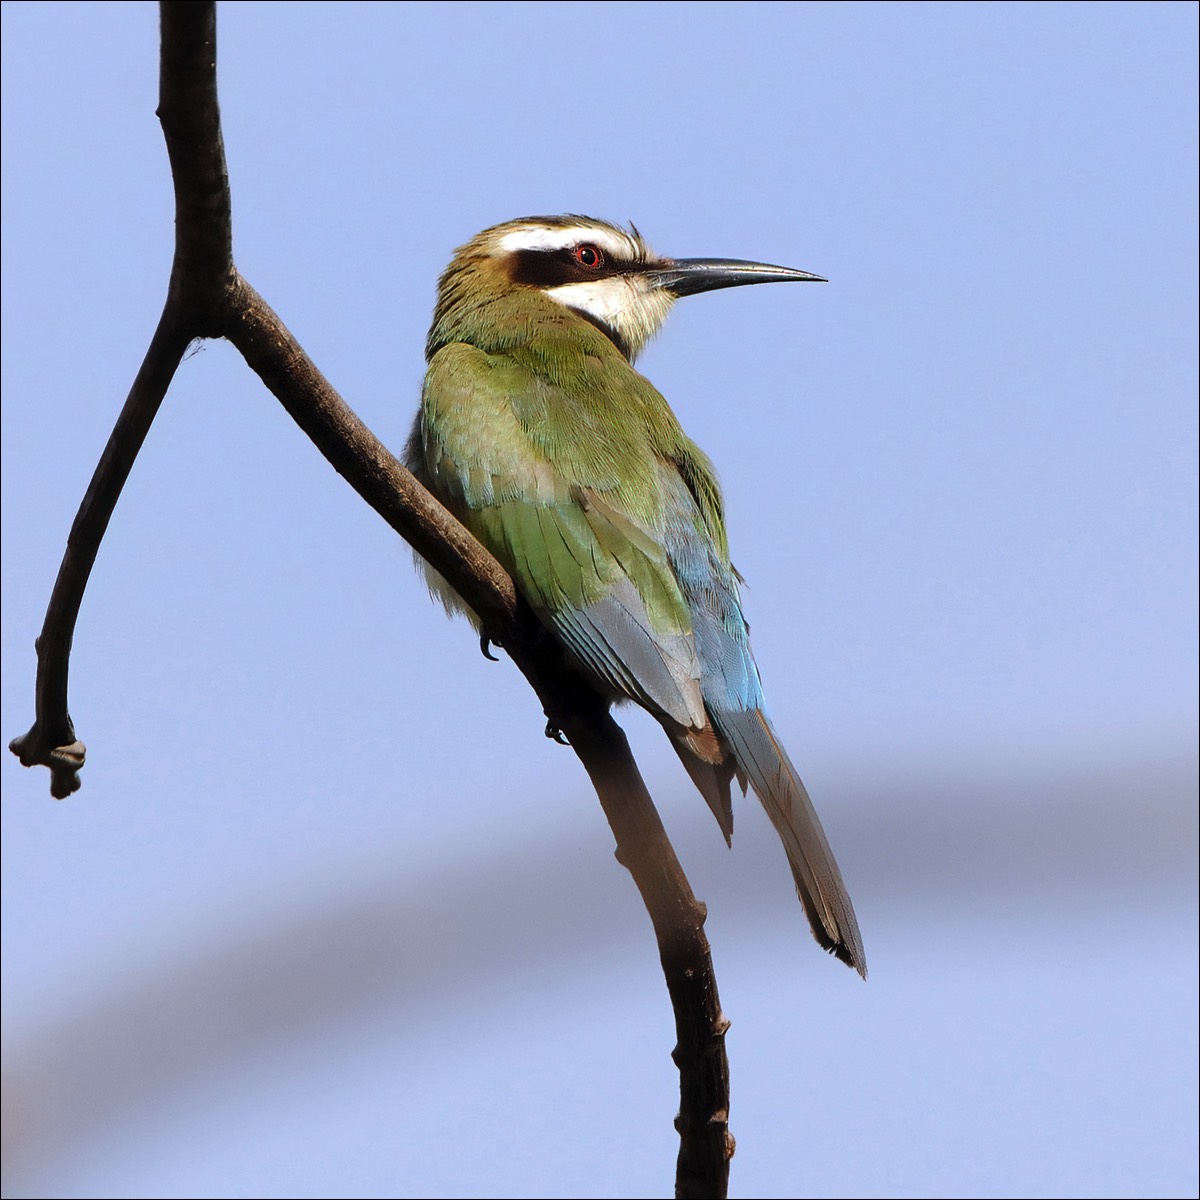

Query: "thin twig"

xmin=8 ymin=305 xmax=190 ymax=797
xmin=9 ymin=3 xmax=733 ymax=1193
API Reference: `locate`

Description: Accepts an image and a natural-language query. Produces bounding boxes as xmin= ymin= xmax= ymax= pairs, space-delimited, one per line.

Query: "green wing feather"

xmin=412 ymin=341 xmax=706 ymax=728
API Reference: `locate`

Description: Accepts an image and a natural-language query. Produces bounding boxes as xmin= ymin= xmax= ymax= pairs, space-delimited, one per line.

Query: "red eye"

xmin=573 ymin=244 xmax=604 ymax=269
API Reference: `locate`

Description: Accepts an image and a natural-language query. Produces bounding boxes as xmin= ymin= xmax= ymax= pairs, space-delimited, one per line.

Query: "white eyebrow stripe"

xmin=496 ymin=225 xmax=639 ymax=260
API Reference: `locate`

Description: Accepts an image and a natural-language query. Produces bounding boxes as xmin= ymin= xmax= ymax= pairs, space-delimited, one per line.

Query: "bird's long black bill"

xmin=650 ymin=257 xmax=826 ymax=297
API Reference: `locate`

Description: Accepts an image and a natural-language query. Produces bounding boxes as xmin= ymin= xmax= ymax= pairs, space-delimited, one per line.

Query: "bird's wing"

xmin=417 ymin=343 xmax=707 ymax=730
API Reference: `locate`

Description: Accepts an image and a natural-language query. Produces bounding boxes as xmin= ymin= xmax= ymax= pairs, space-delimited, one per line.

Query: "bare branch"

xmin=564 ymin=714 xmax=734 ymax=1196
xmin=8 ymin=305 xmax=190 ymax=797
xmin=223 ymin=278 xmax=520 ymax=627
xmin=9 ymin=3 xmax=733 ymax=1193
xmin=158 ymin=0 xmax=233 ymax=326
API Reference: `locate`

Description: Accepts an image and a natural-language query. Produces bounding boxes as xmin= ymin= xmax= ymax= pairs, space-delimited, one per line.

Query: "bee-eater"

xmin=406 ymin=216 xmax=865 ymax=976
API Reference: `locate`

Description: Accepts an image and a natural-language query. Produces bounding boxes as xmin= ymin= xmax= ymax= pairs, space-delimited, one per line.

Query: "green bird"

xmin=406 ymin=216 xmax=865 ymax=976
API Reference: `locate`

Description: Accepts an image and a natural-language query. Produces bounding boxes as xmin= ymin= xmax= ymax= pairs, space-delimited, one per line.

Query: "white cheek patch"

xmin=544 ymin=276 xmax=675 ymax=361
xmin=543 ymin=276 xmax=640 ymax=327
xmin=497 ymin=224 xmax=641 ymax=262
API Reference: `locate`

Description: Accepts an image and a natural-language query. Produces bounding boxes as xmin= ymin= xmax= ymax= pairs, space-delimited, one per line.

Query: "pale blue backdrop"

xmin=2 ymin=3 xmax=1196 ymax=1197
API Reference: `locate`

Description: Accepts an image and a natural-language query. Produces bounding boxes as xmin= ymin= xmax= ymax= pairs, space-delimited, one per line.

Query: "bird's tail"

xmin=711 ymin=707 xmax=866 ymax=976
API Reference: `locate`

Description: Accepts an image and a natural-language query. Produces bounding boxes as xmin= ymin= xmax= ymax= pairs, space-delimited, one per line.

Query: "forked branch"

xmin=8 ymin=3 xmax=732 ymax=1195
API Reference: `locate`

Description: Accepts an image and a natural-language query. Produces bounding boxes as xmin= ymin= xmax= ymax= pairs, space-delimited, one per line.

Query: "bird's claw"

xmin=545 ymin=721 xmax=569 ymax=746
xmin=479 ymin=633 xmax=500 ymax=661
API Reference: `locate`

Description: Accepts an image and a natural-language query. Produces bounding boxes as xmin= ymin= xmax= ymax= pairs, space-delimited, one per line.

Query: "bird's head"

xmin=428 ymin=215 xmax=825 ymax=362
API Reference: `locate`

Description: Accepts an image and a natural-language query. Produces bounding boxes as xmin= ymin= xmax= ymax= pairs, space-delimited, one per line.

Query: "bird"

xmin=405 ymin=215 xmax=865 ymax=976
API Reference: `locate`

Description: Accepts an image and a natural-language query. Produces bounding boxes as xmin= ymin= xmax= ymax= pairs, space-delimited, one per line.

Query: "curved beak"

xmin=647 ymin=257 xmax=826 ymax=297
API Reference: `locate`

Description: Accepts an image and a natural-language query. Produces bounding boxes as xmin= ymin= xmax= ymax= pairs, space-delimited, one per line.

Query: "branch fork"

xmin=10 ymin=4 xmax=733 ymax=1194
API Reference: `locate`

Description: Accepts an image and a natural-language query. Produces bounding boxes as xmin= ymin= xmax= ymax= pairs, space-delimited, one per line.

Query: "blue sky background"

xmin=2 ymin=2 xmax=1197 ymax=1197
